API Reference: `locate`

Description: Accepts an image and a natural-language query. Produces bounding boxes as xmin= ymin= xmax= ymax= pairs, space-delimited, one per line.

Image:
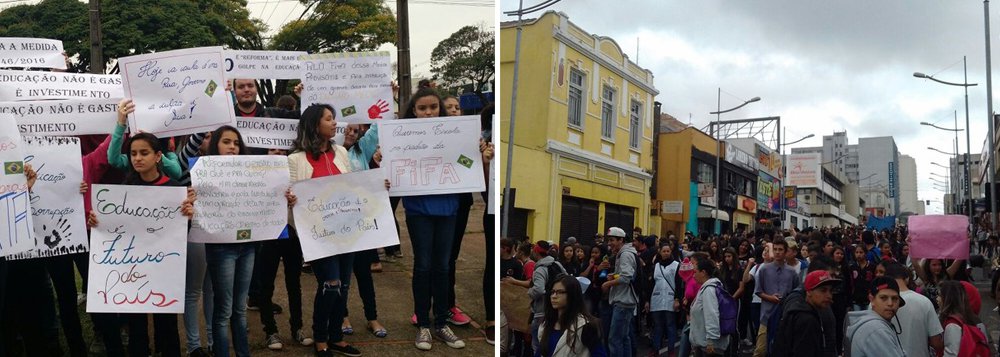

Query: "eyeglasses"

xmin=551 ymin=289 xmax=568 ymax=296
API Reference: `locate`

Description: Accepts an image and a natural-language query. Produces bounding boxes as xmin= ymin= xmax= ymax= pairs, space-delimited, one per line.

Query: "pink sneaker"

xmin=411 ymin=313 xmax=418 ymax=325
xmin=447 ymin=306 xmax=471 ymax=326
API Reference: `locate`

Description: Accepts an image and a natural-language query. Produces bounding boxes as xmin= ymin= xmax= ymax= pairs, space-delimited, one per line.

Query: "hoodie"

xmin=529 ymin=256 xmax=565 ymax=317
xmin=845 ymin=310 xmax=906 ymax=357
xmin=771 ymin=288 xmax=831 ymax=357
xmin=689 ymin=277 xmax=729 ymax=350
xmin=609 ymin=243 xmax=638 ymax=308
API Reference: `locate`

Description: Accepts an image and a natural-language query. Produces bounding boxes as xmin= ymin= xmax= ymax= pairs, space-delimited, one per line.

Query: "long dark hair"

xmin=124 ymin=132 xmax=163 ymax=185
xmin=294 ymin=104 xmax=335 ymax=160
xmin=720 ymin=247 xmax=740 ymax=283
xmin=403 ymin=88 xmax=446 ymax=119
xmin=938 ymin=280 xmax=981 ymax=326
xmin=208 ymin=125 xmax=248 ymax=156
xmin=538 ymin=275 xmax=599 ymax=356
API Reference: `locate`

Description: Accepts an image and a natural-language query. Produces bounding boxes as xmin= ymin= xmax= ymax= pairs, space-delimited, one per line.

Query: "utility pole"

xmin=88 ymin=0 xmax=103 ymax=74
xmin=396 ymin=0 xmax=412 ymax=108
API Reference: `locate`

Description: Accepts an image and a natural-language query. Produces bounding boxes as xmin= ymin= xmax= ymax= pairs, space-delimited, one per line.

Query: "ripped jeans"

xmin=311 ymin=253 xmax=355 ymax=344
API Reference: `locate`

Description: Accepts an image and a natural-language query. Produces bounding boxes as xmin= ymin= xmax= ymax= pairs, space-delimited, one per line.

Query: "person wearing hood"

xmin=689 ymin=252 xmax=728 ymax=356
xmin=770 ymin=269 xmax=840 ymax=357
xmin=645 ymin=242 xmax=684 ymax=357
xmin=845 ymin=276 xmax=906 ymax=357
xmin=600 ymin=227 xmax=638 ymax=357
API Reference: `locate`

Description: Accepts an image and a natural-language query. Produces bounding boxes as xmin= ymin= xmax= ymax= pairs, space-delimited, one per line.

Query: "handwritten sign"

xmin=908 ymin=214 xmax=969 ymax=260
xmin=291 ymin=169 xmax=399 ymax=262
xmin=0 ymin=114 xmax=33 ymax=257
xmin=0 ymin=38 xmax=66 ymax=69
xmin=300 ymin=51 xmax=393 ymax=124
xmin=86 ymin=184 xmax=187 ymax=313
xmin=118 ymin=46 xmax=234 ymax=137
xmin=378 ymin=116 xmax=486 ymax=196
xmin=0 ymin=70 xmax=123 ymax=101
xmin=488 ymin=117 xmax=496 ymax=215
xmin=224 ymin=50 xmax=306 ymax=80
xmin=237 ymin=117 xmax=299 ymax=150
xmin=5 ymin=137 xmax=87 ymax=260
xmin=1 ymin=98 xmax=119 ymax=136
xmin=189 ymin=156 xmax=290 ymax=243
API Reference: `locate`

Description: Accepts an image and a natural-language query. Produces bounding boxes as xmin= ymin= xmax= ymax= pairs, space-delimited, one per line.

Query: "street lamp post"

xmin=780 ymin=128 xmax=814 ymax=229
xmin=915 ymin=56 xmax=977 ymax=229
xmin=986 ymin=0 xmax=997 ymax=232
xmin=709 ymin=89 xmax=759 ymax=235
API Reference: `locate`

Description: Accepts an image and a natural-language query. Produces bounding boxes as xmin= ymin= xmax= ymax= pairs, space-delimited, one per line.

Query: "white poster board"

xmin=224 ymin=50 xmax=306 ymax=80
xmin=292 ymin=169 xmax=399 ymax=262
xmin=378 ymin=116 xmax=486 ymax=196
xmin=300 ymin=51 xmax=394 ymax=124
xmin=86 ymin=184 xmax=187 ymax=314
xmin=1 ymin=98 xmax=119 ymax=136
xmin=0 ymin=114 xmax=32 ymax=257
xmin=488 ymin=116 xmax=496 ymax=215
xmin=0 ymin=70 xmax=122 ymax=101
xmin=189 ymin=156 xmax=290 ymax=243
xmin=0 ymin=38 xmax=66 ymax=70
xmin=5 ymin=137 xmax=87 ymax=260
xmin=118 ymin=46 xmax=234 ymax=137
xmin=237 ymin=117 xmax=299 ymax=149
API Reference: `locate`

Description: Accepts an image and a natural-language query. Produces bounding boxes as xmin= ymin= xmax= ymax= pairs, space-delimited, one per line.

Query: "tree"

xmin=0 ymin=0 xmax=265 ymax=73
xmin=430 ymin=25 xmax=494 ymax=103
xmin=269 ymin=0 xmax=396 ymax=53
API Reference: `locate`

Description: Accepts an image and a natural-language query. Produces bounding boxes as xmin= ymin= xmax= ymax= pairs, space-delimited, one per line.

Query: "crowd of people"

xmin=501 ymin=224 xmax=999 ymax=357
xmin=0 ymin=77 xmax=496 ymax=357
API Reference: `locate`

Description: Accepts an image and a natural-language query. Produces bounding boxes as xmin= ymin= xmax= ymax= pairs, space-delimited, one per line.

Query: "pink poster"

xmin=908 ymin=215 xmax=969 ymax=260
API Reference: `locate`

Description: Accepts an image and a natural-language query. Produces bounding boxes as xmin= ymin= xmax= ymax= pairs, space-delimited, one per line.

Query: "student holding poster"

xmin=285 ymin=104 xmax=361 ymax=357
xmin=107 ymin=99 xmax=185 ymax=181
xmin=86 ymin=132 xmax=196 ymax=357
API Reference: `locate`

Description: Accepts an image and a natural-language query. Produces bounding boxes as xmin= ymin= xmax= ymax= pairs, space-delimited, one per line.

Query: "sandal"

xmin=371 ymin=262 xmax=383 ymax=273
xmin=368 ymin=321 xmax=388 ymax=338
xmin=342 ymin=323 xmax=354 ymax=335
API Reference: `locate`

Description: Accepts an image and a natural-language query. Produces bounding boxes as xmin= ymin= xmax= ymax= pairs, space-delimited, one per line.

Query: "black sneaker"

xmin=188 ymin=347 xmax=211 ymax=357
xmin=314 ymin=349 xmax=333 ymax=357
xmin=271 ymin=303 xmax=283 ymax=314
xmin=329 ymin=343 xmax=362 ymax=357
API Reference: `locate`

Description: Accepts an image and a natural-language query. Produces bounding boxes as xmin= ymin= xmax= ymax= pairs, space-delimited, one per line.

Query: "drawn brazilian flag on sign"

xmin=4 ymin=161 xmax=23 ymax=175
xmin=237 ymin=229 xmax=251 ymax=241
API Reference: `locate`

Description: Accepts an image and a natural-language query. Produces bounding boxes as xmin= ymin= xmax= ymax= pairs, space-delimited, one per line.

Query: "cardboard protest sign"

xmin=0 ymin=114 xmax=33 ymax=257
xmin=0 ymin=70 xmax=122 ymax=101
xmin=1 ymin=98 xmax=119 ymax=136
xmin=908 ymin=214 xmax=969 ymax=260
xmin=86 ymin=184 xmax=187 ymax=313
xmin=291 ymin=169 xmax=398 ymax=262
xmin=224 ymin=50 xmax=306 ymax=80
xmin=378 ymin=116 xmax=486 ymax=196
xmin=0 ymin=37 xmax=66 ymax=70
xmin=300 ymin=51 xmax=394 ymax=124
xmin=118 ymin=46 xmax=234 ymax=137
xmin=5 ymin=137 xmax=87 ymax=260
xmin=189 ymin=156 xmax=290 ymax=243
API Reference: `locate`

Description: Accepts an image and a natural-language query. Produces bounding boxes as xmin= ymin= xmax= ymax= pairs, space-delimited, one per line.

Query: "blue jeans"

xmin=406 ymin=214 xmax=456 ymax=329
xmin=608 ymin=305 xmax=634 ymax=357
xmin=651 ymin=310 xmax=678 ymax=353
xmin=184 ymin=242 xmax=214 ymax=353
xmin=750 ymin=302 xmax=761 ymax=342
xmin=206 ymin=243 xmax=256 ymax=357
xmin=311 ymin=253 xmax=354 ymax=343
xmin=679 ymin=321 xmax=692 ymax=357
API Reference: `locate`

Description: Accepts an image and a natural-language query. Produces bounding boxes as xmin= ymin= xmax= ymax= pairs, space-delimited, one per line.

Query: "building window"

xmin=601 ymin=86 xmax=615 ymax=140
xmin=629 ymin=99 xmax=641 ymax=149
xmin=568 ymin=69 xmax=585 ymax=128
xmin=697 ymin=162 xmax=713 ymax=183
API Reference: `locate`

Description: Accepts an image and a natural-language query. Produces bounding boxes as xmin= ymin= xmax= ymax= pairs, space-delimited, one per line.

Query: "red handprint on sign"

xmin=368 ymin=99 xmax=390 ymax=119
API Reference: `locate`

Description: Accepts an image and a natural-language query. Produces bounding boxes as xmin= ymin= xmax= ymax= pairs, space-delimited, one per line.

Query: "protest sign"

xmin=0 ymin=114 xmax=33 ymax=257
xmin=0 ymin=37 xmax=66 ymax=70
xmin=5 ymin=137 xmax=87 ymax=260
xmin=378 ymin=116 xmax=486 ymax=196
xmin=488 ymin=116 xmax=496 ymax=215
xmin=224 ymin=50 xmax=306 ymax=80
xmin=908 ymin=214 xmax=969 ymax=260
xmin=118 ymin=46 xmax=234 ymax=137
xmin=189 ymin=156 xmax=290 ymax=243
xmin=300 ymin=51 xmax=394 ymax=124
xmin=86 ymin=184 xmax=187 ymax=314
xmin=237 ymin=117 xmax=299 ymax=150
xmin=0 ymin=70 xmax=122 ymax=101
xmin=292 ymin=169 xmax=398 ymax=262
xmin=1 ymin=98 xmax=119 ymax=136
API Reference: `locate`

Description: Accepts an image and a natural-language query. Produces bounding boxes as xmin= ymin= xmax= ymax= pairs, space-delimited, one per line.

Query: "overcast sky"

xmin=250 ymin=0 xmax=494 ymax=81
xmin=499 ymin=0 xmax=1000 ymax=215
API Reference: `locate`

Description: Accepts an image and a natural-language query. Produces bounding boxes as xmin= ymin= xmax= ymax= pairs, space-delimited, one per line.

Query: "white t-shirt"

xmin=892 ymin=290 xmax=944 ymax=357
xmin=750 ymin=265 xmax=761 ymax=304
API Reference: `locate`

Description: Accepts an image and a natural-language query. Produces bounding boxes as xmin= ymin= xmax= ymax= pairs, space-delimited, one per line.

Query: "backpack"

xmin=705 ymin=281 xmax=738 ymax=336
xmin=766 ymin=288 xmax=804 ymax=356
xmin=944 ymin=317 xmax=990 ymax=357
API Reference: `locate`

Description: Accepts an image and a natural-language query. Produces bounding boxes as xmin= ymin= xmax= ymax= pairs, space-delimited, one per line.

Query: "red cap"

xmin=804 ymin=270 xmax=841 ymax=292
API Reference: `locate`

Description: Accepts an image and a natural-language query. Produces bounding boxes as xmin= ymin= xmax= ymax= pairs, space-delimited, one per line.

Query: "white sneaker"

xmin=295 ymin=329 xmax=314 ymax=346
xmin=266 ymin=333 xmax=283 ymax=350
xmin=415 ymin=328 xmax=432 ymax=351
xmin=433 ymin=326 xmax=465 ymax=349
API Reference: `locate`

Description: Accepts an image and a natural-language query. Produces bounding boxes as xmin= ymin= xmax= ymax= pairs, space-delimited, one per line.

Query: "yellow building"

xmin=655 ymin=128 xmax=724 ymax=238
xmin=499 ymin=11 xmax=658 ymax=245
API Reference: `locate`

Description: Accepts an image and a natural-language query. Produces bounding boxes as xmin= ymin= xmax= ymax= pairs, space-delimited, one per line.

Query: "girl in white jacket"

xmin=536 ymin=275 xmax=607 ymax=357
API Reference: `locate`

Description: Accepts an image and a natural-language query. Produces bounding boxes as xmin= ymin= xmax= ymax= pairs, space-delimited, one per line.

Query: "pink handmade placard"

xmin=908 ymin=215 xmax=969 ymax=260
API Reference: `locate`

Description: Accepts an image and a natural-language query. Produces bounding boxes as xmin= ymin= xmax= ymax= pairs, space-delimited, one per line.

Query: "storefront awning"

xmin=697 ymin=207 xmax=730 ymax=221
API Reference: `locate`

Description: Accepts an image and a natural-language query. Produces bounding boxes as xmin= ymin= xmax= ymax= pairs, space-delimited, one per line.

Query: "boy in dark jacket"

xmin=771 ymin=270 xmax=840 ymax=357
